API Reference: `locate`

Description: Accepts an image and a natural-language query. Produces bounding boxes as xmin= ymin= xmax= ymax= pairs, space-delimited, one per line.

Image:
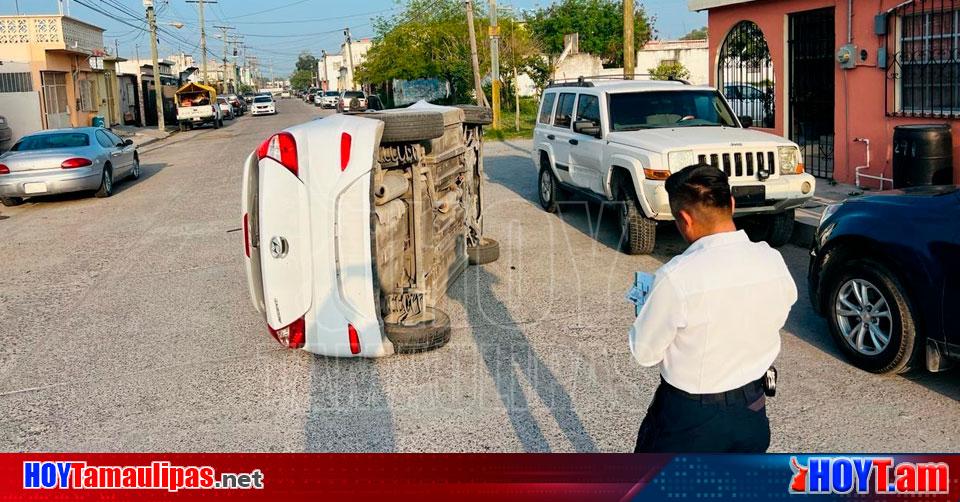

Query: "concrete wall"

xmin=638 ymin=40 xmax=709 ymax=85
xmin=706 ymin=0 xmax=960 ymax=185
xmin=0 ymin=91 xmax=44 ymax=145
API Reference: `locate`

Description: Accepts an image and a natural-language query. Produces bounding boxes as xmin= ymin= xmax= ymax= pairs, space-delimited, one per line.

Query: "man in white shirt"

xmin=630 ymin=163 xmax=798 ymax=453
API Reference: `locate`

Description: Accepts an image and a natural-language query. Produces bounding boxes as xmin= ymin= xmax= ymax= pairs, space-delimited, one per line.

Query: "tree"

xmin=526 ymin=0 xmax=653 ymax=67
xmin=290 ymin=69 xmax=314 ymax=91
xmin=649 ymin=61 xmax=691 ymax=81
xmin=295 ymin=51 xmax=318 ymax=74
xmin=681 ymin=26 xmax=708 ymax=40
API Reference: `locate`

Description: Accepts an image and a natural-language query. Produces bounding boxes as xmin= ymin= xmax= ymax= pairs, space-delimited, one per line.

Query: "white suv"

xmin=532 ymin=78 xmax=816 ymax=254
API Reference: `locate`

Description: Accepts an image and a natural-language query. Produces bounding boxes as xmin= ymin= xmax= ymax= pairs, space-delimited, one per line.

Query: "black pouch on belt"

xmin=763 ymin=366 xmax=778 ymax=397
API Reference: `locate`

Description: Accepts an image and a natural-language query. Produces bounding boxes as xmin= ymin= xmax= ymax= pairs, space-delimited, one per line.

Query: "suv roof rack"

xmin=546 ymin=75 xmax=691 ymax=88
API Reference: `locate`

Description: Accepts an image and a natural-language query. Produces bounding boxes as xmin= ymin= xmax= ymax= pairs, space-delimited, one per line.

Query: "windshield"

xmin=609 ymin=90 xmax=738 ymax=131
xmin=254 ymin=96 xmax=273 ymax=103
xmin=325 ymin=91 xmax=339 ymax=96
xmin=344 ymin=91 xmax=363 ymax=98
xmin=11 ymin=133 xmax=90 ymax=151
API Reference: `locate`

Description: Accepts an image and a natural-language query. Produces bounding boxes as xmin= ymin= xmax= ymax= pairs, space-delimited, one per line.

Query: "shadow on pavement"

xmin=449 ymin=264 xmax=598 ymax=452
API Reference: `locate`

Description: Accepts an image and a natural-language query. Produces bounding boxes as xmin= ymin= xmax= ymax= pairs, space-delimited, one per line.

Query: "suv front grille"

xmin=698 ymin=151 xmax=776 ymax=179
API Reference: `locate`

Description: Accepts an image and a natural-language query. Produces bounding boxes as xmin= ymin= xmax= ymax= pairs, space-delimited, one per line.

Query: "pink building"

xmin=690 ymin=0 xmax=960 ymax=186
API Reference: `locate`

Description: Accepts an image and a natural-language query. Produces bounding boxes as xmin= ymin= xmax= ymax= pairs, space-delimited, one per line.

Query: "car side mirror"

xmin=123 ymin=139 xmax=134 ymax=147
xmin=574 ymin=119 xmax=601 ymax=138
xmin=739 ymin=115 xmax=754 ymax=128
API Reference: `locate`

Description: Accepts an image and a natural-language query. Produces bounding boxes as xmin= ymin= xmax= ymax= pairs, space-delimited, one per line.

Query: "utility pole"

xmin=465 ymin=0 xmax=488 ymax=107
xmin=321 ymin=50 xmax=329 ymax=91
xmin=623 ymin=0 xmax=635 ymax=80
xmin=343 ymin=28 xmax=356 ymax=91
xmin=186 ymin=0 xmax=215 ymax=85
xmin=214 ymin=25 xmax=233 ymax=92
xmin=145 ymin=0 xmax=164 ymax=131
xmin=511 ymin=20 xmax=520 ymax=132
xmin=488 ymin=0 xmax=501 ymax=129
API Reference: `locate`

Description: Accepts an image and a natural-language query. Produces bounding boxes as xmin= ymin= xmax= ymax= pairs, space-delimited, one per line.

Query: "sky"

xmin=1 ymin=0 xmax=705 ymax=77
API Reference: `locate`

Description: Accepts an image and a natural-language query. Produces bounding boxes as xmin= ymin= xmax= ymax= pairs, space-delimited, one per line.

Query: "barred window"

xmin=893 ymin=4 xmax=960 ymax=116
xmin=717 ymin=21 xmax=775 ymax=128
xmin=0 ymin=72 xmax=33 ymax=93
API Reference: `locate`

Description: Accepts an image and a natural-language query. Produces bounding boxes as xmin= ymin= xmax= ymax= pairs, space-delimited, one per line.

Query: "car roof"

xmin=29 ymin=127 xmax=100 ymax=135
xmin=546 ymin=79 xmax=715 ymax=94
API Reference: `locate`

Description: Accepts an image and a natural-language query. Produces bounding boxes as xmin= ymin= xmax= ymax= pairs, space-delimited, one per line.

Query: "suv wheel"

xmin=538 ymin=165 xmax=559 ymax=213
xmin=385 ymin=307 xmax=452 ymax=354
xmin=618 ymin=186 xmax=657 ymax=255
xmin=824 ymin=258 xmax=919 ymax=374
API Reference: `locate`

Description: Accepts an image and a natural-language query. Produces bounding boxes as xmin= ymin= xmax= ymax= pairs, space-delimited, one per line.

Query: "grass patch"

xmin=483 ymin=96 xmax=538 ymax=141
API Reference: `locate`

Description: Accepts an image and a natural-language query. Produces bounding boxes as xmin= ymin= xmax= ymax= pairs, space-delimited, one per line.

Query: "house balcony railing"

xmin=0 ymin=15 xmax=105 ymax=56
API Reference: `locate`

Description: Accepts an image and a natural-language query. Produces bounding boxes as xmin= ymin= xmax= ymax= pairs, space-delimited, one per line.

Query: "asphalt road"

xmin=0 ymin=100 xmax=956 ymax=453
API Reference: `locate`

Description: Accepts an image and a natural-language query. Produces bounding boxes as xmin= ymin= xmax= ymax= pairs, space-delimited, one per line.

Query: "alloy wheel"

xmin=834 ymin=279 xmax=893 ymax=356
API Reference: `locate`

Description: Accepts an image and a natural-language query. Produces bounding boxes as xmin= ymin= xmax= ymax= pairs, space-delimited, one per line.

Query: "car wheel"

xmin=178 ymin=123 xmax=186 ymax=132
xmin=468 ymin=237 xmax=500 ymax=265
xmin=538 ymin=164 xmax=559 ymax=213
xmin=213 ymin=118 xmax=220 ymax=129
xmin=824 ymin=258 xmax=920 ymax=374
xmin=364 ymin=111 xmax=445 ymax=143
xmin=95 ymin=165 xmax=113 ymax=198
xmin=130 ymin=156 xmax=141 ymax=180
xmin=618 ymin=185 xmax=656 ymax=255
xmin=1 ymin=196 xmax=24 ymax=207
xmin=385 ymin=307 xmax=452 ymax=354
xmin=765 ymin=209 xmax=795 ymax=247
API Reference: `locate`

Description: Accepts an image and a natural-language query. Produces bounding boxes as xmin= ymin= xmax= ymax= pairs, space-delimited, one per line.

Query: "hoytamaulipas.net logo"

xmin=23 ymin=461 xmax=264 ymax=492
xmin=789 ymin=456 xmax=949 ymax=495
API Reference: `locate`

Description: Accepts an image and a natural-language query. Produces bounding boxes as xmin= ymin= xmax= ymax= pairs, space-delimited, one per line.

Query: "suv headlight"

xmin=819 ymin=203 xmax=841 ymax=228
xmin=778 ymin=146 xmax=804 ymax=175
xmin=668 ymin=150 xmax=697 ymax=172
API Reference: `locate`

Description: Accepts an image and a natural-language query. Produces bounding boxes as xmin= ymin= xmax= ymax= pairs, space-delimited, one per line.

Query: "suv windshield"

xmin=254 ymin=96 xmax=273 ymax=103
xmin=11 ymin=133 xmax=90 ymax=151
xmin=609 ymin=90 xmax=737 ymax=131
xmin=325 ymin=91 xmax=339 ymax=96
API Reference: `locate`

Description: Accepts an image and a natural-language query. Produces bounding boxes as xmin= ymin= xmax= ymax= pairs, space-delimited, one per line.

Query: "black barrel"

xmin=892 ymin=124 xmax=954 ymax=188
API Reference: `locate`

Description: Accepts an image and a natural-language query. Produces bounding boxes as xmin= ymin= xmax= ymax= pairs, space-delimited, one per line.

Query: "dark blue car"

xmin=808 ymin=185 xmax=960 ymax=374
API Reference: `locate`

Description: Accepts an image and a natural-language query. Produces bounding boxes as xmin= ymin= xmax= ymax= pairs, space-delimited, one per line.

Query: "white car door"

xmin=549 ymin=92 xmax=577 ymax=185
xmin=568 ymin=93 xmax=605 ymax=193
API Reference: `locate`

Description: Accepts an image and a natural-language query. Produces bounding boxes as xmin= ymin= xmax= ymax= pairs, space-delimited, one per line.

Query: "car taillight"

xmin=242 ymin=213 xmax=250 ymax=258
xmin=348 ymin=324 xmax=361 ymax=354
xmin=257 ymin=132 xmax=298 ymax=176
xmin=268 ymin=317 xmax=305 ymax=349
xmin=340 ymin=132 xmax=352 ymax=171
xmin=0 ymin=164 xmax=8 ymax=175
xmin=61 ymin=158 xmax=92 ymax=169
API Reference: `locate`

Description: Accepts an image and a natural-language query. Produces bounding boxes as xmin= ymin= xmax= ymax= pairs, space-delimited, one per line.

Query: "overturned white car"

xmin=241 ymin=102 xmax=496 ymax=357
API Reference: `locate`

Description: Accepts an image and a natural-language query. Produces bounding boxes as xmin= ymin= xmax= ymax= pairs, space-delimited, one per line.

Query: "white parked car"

xmin=280 ymin=90 xmax=291 ymax=99
xmin=320 ymin=91 xmax=340 ymax=109
xmin=533 ymin=78 xmax=816 ymax=254
xmin=251 ymin=95 xmax=276 ymax=116
xmin=241 ymin=102 xmax=495 ymax=357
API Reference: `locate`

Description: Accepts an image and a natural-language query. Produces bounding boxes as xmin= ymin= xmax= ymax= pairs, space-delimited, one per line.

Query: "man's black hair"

xmin=664 ymin=163 xmax=732 ymax=216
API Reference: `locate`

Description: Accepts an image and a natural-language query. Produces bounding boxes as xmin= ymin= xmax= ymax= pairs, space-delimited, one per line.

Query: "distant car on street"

xmin=0 ymin=127 xmax=140 ymax=206
xmin=226 ymin=94 xmax=246 ymax=116
xmin=217 ymin=97 xmax=235 ymax=120
xmin=251 ymin=95 xmax=277 ymax=116
xmin=337 ymin=91 xmax=367 ymax=113
xmin=809 ymin=185 xmax=960 ymax=374
xmin=281 ymin=90 xmax=291 ymax=99
xmin=243 ymin=92 xmax=256 ymax=104
xmin=320 ymin=91 xmax=340 ymax=109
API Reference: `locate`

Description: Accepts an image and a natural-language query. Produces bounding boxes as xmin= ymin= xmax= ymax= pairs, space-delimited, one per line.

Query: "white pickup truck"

xmin=175 ymin=83 xmax=223 ymax=131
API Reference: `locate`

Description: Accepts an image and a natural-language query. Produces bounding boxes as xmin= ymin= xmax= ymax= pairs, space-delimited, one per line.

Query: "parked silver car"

xmin=0 ymin=127 xmax=140 ymax=206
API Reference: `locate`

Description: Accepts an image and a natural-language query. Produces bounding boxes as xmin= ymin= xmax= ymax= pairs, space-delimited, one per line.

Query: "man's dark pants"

xmin=634 ymin=378 xmax=770 ymax=453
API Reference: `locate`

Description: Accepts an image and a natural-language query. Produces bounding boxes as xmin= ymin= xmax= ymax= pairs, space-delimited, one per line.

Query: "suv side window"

xmin=575 ymin=94 xmax=601 ymax=127
xmin=538 ymin=93 xmax=556 ymax=124
xmin=554 ymin=93 xmax=576 ymax=129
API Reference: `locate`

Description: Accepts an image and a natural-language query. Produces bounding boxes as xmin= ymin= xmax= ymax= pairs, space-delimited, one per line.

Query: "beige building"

xmin=0 ymin=15 xmax=112 ymax=130
xmin=320 ymin=38 xmax=372 ymax=92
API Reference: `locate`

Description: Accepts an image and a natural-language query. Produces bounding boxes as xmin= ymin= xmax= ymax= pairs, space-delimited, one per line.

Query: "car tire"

xmin=213 ymin=118 xmax=220 ymax=129
xmin=178 ymin=123 xmax=186 ymax=132
xmin=618 ymin=185 xmax=656 ymax=255
xmin=95 ymin=165 xmax=113 ymax=198
xmin=385 ymin=307 xmax=452 ymax=354
xmin=823 ymin=258 xmax=920 ymax=374
xmin=457 ymin=105 xmax=493 ymax=126
xmin=130 ymin=156 xmax=141 ymax=180
xmin=538 ymin=164 xmax=559 ymax=213
xmin=364 ymin=111 xmax=446 ymax=143
xmin=765 ymin=209 xmax=795 ymax=248
xmin=468 ymin=237 xmax=500 ymax=265
xmin=1 ymin=196 xmax=24 ymax=207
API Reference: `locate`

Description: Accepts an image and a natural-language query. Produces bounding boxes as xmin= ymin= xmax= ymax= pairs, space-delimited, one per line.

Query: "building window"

xmin=0 ymin=72 xmax=33 ymax=92
xmin=894 ymin=6 xmax=960 ymax=116
xmin=717 ymin=21 xmax=775 ymax=128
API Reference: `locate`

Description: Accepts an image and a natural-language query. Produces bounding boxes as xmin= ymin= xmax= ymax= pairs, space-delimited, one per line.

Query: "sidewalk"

xmin=111 ymin=125 xmax=176 ymax=149
xmin=791 ymin=180 xmax=869 ymax=246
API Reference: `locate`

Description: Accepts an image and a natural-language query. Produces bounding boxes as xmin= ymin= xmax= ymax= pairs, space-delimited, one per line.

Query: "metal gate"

xmin=717 ymin=21 xmax=775 ymax=129
xmin=789 ymin=8 xmax=836 ymax=179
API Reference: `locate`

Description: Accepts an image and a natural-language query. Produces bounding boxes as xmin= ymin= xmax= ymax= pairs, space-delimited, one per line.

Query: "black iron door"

xmin=789 ymin=8 xmax=836 ymax=179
